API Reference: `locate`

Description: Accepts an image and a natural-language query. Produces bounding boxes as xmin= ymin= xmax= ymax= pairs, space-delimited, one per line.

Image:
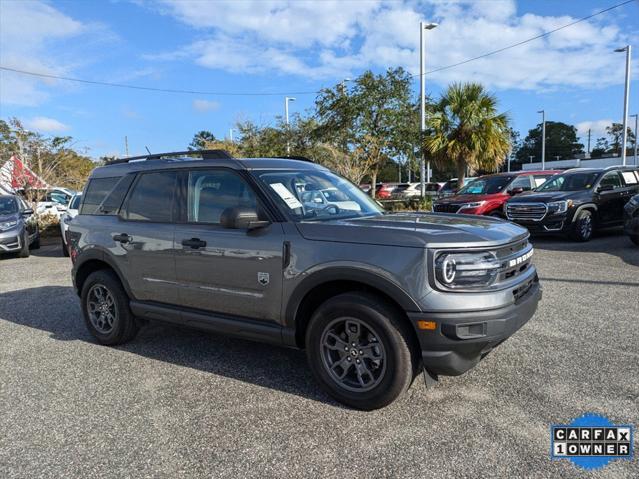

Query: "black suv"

xmin=505 ymin=167 xmax=639 ymax=241
xmin=68 ymin=150 xmax=541 ymax=410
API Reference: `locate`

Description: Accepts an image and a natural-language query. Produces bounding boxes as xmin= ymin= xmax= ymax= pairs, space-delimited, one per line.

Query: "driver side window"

xmin=187 ymin=169 xmax=258 ymax=224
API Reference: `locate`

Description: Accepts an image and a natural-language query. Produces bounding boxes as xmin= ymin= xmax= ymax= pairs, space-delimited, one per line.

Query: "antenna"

xmin=145 ymin=146 xmax=151 ymax=155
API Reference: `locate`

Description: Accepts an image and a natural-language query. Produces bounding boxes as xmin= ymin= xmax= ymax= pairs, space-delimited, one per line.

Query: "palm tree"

xmin=424 ymin=82 xmax=510 ymax=187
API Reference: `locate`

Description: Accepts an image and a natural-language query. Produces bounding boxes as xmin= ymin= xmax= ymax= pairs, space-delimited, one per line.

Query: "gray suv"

xmin=69 ymin=150 xmax=541 ymax=410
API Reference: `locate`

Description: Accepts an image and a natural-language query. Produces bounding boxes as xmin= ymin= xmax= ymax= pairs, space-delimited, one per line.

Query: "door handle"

xmin=182 ymin=238 xmax=207 ymax=249
xmin=113 ymin=233 xmax=132 ymax=244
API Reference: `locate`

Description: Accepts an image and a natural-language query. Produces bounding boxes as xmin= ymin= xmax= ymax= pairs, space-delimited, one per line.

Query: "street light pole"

xmin=285 ymin=96 xmax=296 ymax=154
xmin=420 ymin=21 xmax=438 ymax=197
xmin=631 ymin=113 xmax=638 ymax=165
xmin=229 ymin=128 xmax=235 ymax=142
xmin=537 ymin=110 xmax=546 ymax=169
xmin=615 ymin=46 xmax=631 ymax=166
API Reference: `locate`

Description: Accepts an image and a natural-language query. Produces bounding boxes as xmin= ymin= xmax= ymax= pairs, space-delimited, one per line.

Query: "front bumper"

xmin=510 ymin=213 xmax=570 ymax=234
xmin=408 ymin=277 xmax=541 ymax=376
xmin=0 ymin=227 xmax=24 ymax=253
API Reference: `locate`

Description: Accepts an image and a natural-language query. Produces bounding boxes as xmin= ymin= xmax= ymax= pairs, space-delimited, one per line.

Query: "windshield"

xmin=70 ymin=194 xmax=82 ymax=209
xmin=457 ymin=176 xmax=513 ymax=195
xmin=536 ymin=172 xmax=599 ymax=192
xmin=255 ymin=169 xmax=383 ymax=221
xmin=0 ymin=196 xmax=19 ymax=215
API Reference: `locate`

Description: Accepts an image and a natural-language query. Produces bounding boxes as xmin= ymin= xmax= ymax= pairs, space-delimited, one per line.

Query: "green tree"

xmin=424 ymin=82 xmax=510 ymax=187
xmin=516 ymin=121 xmax=584 ymax=164
xmin=188 ymin=130 xmax=216 ymax=150
xmin=314 ymin=68 xmax=416 ymax=196
xmin=605 ymin=123 xmax=635 ymax=155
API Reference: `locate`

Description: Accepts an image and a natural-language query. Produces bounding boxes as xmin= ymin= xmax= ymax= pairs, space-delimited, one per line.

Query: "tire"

xmin=488 ymin=211 xmax=503 ymax=218
xmin=61 ymin=237 xmax=69 ymax=257
xmin=18 ymin=233 xmax=30 ymax=258
xmin=80 ymin=269 xmax=139 ymax=345
xmin=31 ymin=235 xmax=40 ymax=250
xmin=306 ymin=292 xmax=417 ymax=410
xmin=569 ymin=210 xmax=594 ymax=242
xmin=631 ymin=235 xmax=639 ymax=246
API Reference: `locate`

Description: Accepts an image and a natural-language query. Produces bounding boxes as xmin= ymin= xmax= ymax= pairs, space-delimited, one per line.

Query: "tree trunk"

xmin=457 ymin=159 xmax=466 ymax=189
xmin=370 ymin=170 xmax=377 ymax=198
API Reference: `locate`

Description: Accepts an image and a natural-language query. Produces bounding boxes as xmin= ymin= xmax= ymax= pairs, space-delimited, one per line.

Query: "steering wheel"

xmin=321 ymin=204 xmax=340 ymax=215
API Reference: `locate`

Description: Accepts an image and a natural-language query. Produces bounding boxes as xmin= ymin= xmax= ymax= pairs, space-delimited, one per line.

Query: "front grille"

xmin=495 ymin=239 xmax=534 ymax=284
xmin=434 ymin=203 xmax=462 ymax=213
xmin=506 ymin=203 xmax=547 ymax=221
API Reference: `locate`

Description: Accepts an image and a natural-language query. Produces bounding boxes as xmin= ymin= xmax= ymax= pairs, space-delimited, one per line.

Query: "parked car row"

xmin=0 ymin=194 xmax=40 ymax=257
xmin=432 ymin=166 xmax=639 ymax=243
xmin=359 ymin=182 xmax=444 ymax=199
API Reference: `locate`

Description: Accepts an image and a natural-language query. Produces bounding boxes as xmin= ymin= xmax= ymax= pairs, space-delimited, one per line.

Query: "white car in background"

xmin=35 ymin=187 xmax=76 ymax=219
xmin=302 ymin=187 xmax=361 ymax=212
xmin=60 ymin=193 xmax=81 ymax=256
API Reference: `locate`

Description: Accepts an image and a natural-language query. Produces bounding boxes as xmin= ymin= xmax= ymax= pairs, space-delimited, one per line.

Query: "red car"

xmin=374 ymin=183 xmax=396 ymax=199
xmin=433 ymin=170 xmax=560 ymax=217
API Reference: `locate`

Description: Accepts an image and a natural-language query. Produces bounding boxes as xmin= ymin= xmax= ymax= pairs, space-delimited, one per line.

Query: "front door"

xmin=174 ymin=168 xmax=284 ymax=322
xmin=116 ymin=170 xmax=179 ymax=304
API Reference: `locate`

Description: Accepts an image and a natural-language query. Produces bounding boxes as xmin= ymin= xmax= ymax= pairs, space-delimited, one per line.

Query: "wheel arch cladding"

xmin=287 ymin=271 xmax=421 ymax=349
xmin=75 ymin=255 xmax=131 ymax=298
xmin=572 ymin=203 xmax=597 ymax=222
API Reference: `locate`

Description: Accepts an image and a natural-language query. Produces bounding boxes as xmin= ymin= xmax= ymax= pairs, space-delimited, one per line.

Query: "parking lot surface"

xmin=1 ymin=234 xmax=638 ymax=478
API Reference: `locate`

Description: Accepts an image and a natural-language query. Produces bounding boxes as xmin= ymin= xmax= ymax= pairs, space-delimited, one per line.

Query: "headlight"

xmin=459 ymin=201 xmax=485 ymax=211
xmin=435 ymin=251 xmax=500 ymax=289
xmin=0 ymin=220 xmax=19 ymax=231
xmin=547 ymin=200 xmax=572 ymax=214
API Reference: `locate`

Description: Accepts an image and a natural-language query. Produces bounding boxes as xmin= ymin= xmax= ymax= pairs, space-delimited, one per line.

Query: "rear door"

xmin=596 ymin=171 xmax=625 ymax=225
xmin=173 ymin=168 xmax=284 ymax=322
xmin=117 ymin=170 xmax=179 ymax=304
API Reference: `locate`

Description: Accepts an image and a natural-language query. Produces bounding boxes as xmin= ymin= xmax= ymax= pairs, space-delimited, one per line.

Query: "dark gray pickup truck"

xmin=68 ymin=150 xmax=541 ymax=409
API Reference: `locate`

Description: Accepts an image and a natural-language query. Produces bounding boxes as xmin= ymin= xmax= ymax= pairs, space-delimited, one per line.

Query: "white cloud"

xmin=26 ymin=116 xmax=70 ymax=133
xmin=575 ymin=119 xmax=614 ymax=138
xmin=0 ymin=1 xmax=111 ymax=106
xmin=192 ymin=99 xmax=221 ymax=112
xmin=148 ymin=0 xmax=636 ymax=91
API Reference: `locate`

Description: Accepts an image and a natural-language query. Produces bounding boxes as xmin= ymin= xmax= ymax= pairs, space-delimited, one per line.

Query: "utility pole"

xmin=529 ymin=155 xmax=534 ymax=164
xmin=631 ymin=113 xmax=638 ymax=165
xmin=614 ymin=45 xmax=631 ymax=166
xmin=420 ymin=21 xmax=438 ymax=197
xmin=124 ymin=136 xmax=129 ymax=157
xmin=587 ymin=129 xmax=591 ymax=156
xmin=229 ymin=128 xmax=235 ymax=142
xmin=285 ymin=96 xmax=296 ymax=154
xmin=537 ymin=110 xmax=546 ymax=169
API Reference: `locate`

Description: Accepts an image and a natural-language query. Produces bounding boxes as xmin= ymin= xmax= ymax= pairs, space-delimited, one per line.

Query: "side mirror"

xmin=509 ymin=187 xmax=524 ymax=196
xmin=597 ymin=184 xmax=614 ymax=193
xmin=220 ymin=207 xmax=270 ymax=230
xmin=22 ymin=208 xmax=34 ymax=215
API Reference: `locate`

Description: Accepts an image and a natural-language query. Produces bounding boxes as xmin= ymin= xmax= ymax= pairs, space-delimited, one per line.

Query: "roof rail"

xmin=265 ymin=155 xmax=314 ymax=163
xmin=106 ymin=149 xmax=234 ymax=165
xmin=603 ymin=164 xmax=637 ymax=170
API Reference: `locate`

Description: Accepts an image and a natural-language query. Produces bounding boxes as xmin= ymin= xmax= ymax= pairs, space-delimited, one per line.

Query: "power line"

xmin=0 ymin=0 xmax=633 ymax=96
xmin=420 ymin=0 xmax=635 ymax=77
xmin=0 ymin=66 xmax=318 ymax=96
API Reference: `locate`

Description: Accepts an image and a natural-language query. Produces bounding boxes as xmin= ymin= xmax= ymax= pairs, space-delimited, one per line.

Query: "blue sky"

xmin=1 ymin=0 xmax=638 ymax=158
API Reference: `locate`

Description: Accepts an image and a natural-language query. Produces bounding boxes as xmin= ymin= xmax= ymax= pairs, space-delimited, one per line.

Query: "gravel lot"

xmin=1 ymin=233 xmax=637 ymax=478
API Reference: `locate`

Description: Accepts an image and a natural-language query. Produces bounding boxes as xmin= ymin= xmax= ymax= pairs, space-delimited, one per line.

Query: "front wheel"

xmin=569 ymin=210 xmax=593 ymax=242
xmin=306 ymin=292 xmax=417 ymax=410
xmin=18 ymin=232 xmax=30 ymax=258
xmin=630 ymin=235 xmax=639 ymax=246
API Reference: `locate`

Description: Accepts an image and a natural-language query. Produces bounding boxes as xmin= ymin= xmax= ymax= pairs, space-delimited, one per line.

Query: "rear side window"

xmin=80 ymin=177 xmax=119 ymax=214
xmin=98 ymin=174 xmax=135 ymax=215
xmin=508 ymin=175 xmax=532 ymax=192
xmin=123 ymin=171 xmax=177 ymax=222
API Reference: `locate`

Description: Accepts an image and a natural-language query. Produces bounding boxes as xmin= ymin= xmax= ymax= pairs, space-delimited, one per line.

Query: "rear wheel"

xmin=631 ymin=235 xmax=639 ymax=246
xmin=306 ymin=292 xmax=417 ymax=410
xmin=81 ymin=269 xmax=139 ymax=345
xmin=570 ymin=210 xmax=593 ymax=242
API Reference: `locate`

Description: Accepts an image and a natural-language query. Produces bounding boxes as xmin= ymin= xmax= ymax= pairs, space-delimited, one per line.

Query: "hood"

xmin=296 ymin=212 xmax=528 ymax=249
xmin=508 ymin=190 xmax=579 ymax=203
xmin=0 ymin=212 xmax=20 ymax=224
xmin=435 ymin=193 xmax=506 ymax=204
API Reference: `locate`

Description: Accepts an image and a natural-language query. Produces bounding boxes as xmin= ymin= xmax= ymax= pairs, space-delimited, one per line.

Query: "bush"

xmin=379 ymin=197 xmax=433 ymax=212
xmin=35 ymin=211 xmax=61 ymax=237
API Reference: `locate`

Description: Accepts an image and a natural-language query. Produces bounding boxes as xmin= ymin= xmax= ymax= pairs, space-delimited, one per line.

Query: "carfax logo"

xmin=551 ymin=413 xmax=633 ymax=470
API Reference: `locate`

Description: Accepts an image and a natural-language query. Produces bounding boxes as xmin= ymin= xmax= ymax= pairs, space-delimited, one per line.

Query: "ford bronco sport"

xmin=68 ymin=150 xmax=541 ymax=410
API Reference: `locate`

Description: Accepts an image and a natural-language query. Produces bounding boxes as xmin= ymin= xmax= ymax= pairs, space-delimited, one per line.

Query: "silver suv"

xmin=69 ymin=150 xmax=541 ymax=410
